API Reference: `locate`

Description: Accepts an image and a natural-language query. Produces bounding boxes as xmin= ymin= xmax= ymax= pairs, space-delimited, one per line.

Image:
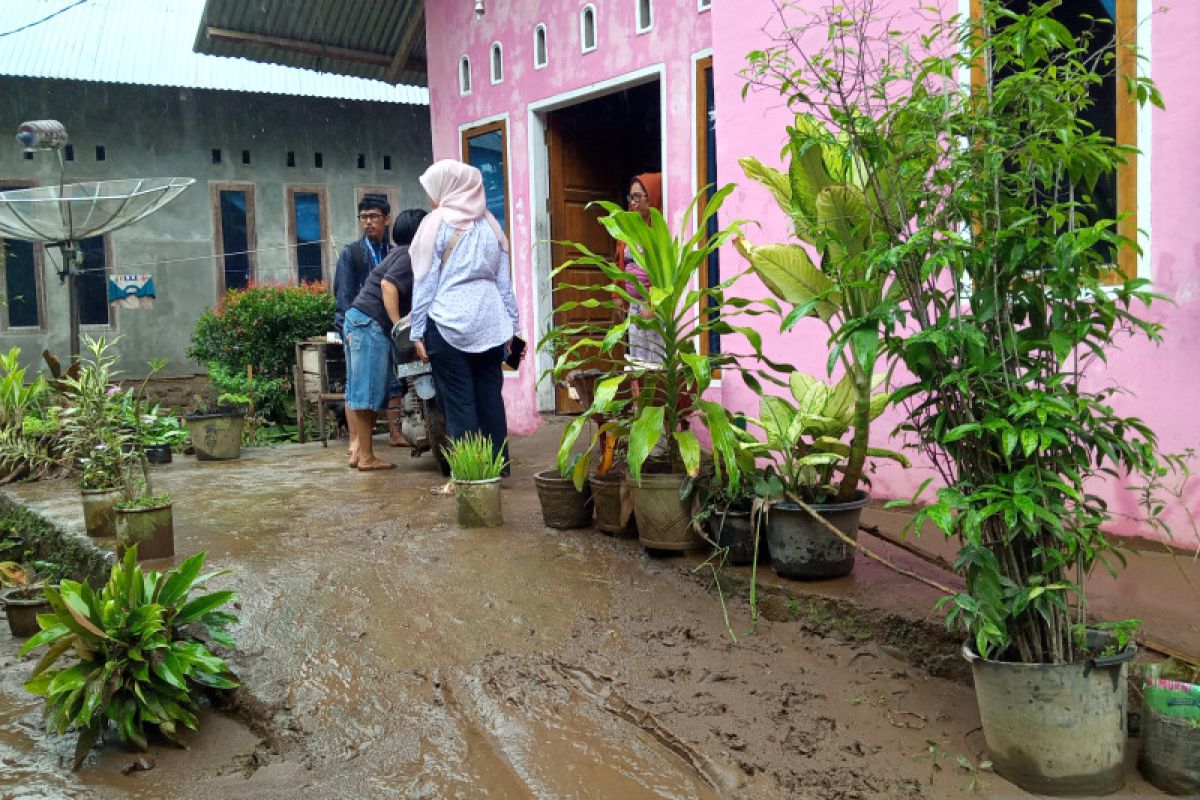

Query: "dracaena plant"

xmin=542 ymin=185 xmax=786 ymax=490
xmin=744 ymin=0 xmax=1166 ymax=663
xmin=20 ymin=547 xmax=238 ymax=768
xmin=57 ymin=337 xmax=127 ymax=491
xmin=737 ymin=113 xmax=898 ymax=503
xmin=751 ymin=371 xmax=906 ymax=505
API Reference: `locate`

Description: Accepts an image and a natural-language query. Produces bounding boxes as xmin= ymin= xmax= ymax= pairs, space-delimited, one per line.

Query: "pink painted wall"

xmin=711 ymin=0 xmax=1200 ymax=548
xmin=425 ymin=0 xmax=714 ymax=434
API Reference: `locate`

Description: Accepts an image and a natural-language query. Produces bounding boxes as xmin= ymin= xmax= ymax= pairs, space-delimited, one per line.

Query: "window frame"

xmin=76 ymin=234 xmax=115 ymax=332
xmin=0 ymin=177 xmax=46 ymax=332
xmin=694 ymin=54 xmax=720 ymax=369
xmin=534 ymin=23 xmax=548 ymax=69
xmin=459 ymin=55 xmax=472 ymax=95
xmin=697 ymin=0 xmax=711 ymax=10
xmin=459 ymin=118 xmax=512 ymax=237
xmin=636 ymin=0 xmax=653 ymax=34
xmin=210 ymin=180 xmax=257 ymax=297
xmin=580 ymin=4 xmax=597 ymax=53
xmin=970 ymin=0 xmax=1138 ymax=280
xmin=490 ymin=42 xmax=504 ymax=84
xmin=284 ymin=184 xmax=331 ymax=285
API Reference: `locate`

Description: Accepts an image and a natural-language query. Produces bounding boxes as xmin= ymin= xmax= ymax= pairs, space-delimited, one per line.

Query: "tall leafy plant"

xmin=20 ymin=547 xmax=238 ymax=768
xmin=745 ymin=0 xmax=1166 ymax=663
xmin=57 ymin=337 xmax=126 ymax=491
xmin=543 ymin=185 xmax=781 ymax=488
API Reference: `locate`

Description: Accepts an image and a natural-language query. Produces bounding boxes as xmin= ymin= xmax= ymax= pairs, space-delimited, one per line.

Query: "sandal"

xmin=357 ymin=460 xmax=396 ymax=472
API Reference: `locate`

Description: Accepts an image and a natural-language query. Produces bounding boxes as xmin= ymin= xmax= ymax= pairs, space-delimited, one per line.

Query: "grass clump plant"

xmin=442 ymin=432 xmax=507 ymax=482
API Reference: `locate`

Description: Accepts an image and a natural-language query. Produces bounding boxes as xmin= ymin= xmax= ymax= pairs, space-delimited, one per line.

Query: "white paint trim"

xmin=697 ymin=0 xmax=711 ymax=11
xmin=580 ymin=4 xmax=598 ymax=54
xmin=534 ymin=23 xmax=548 ymax=70
xmin=490 ymin=42 xmax=504 ymax=85
xmin=1136 ymin=0 xmax=1151 ymax=282
xmin=527 ymin=62 xmax=669 ymax=412
xmin=459 ymin=55 xmax=472 ymax=96
xmin=635 ymin=0 xmax=653 ymax=35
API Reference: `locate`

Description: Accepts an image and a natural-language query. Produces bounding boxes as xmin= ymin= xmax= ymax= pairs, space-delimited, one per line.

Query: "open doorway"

xmin=542 ymin=79 xmax=662 ymax=413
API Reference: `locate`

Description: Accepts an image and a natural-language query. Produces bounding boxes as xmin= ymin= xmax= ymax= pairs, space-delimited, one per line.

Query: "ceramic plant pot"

xmin=2 ymin=587 xmax=51 ymax=638
xmin=630 ymin=472 xmax=702 ymax=552
xmin=591 ymin=470 xmax=636 ymax=538
xmin=184 ymin=412 xmax=245 ymax=461
xmin=80 ymin=486 xmax=121 ymax=538
xmin=534 ymin=470 xmax=593 ymax=529
xmin=455 ymin=478 xmax=503 ymax=528
xmin=115 ymin=501 xmax=175 ymax=560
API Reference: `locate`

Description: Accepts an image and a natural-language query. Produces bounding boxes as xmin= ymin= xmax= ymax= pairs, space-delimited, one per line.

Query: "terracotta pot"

xmin=591 ymin=471 xmax=636 ymax=537
xmin=2 ymin=587 xmax=51 ymax=638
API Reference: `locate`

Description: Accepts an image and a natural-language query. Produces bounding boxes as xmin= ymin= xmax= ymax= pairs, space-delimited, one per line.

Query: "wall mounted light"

xmin=474 ymin=0 xmax=485 ymax=18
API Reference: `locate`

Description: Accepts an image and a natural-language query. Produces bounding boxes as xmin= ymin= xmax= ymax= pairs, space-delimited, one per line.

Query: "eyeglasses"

xmin=358 ymin=212 xmax=385 ymax=222
xmin=627 ymin=193 xmax=647 ymax=203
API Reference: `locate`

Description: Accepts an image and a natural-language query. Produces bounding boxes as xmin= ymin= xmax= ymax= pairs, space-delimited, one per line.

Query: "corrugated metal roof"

xmin=194 ymin=0 xmax=427 ymax=89
xmin=0 ymin=0 xmax=428 ymax=104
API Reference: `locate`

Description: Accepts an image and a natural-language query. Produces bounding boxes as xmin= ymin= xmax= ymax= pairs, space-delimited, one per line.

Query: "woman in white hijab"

xmin=409 ymin=159 xmax=521 ymax=475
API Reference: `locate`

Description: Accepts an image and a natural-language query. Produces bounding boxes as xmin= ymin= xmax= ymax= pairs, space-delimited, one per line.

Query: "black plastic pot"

xmin=3 ymin=587 xmax=51 ymax=638
xmin=144 ymin=444 xmax=172 ymax=464
xmin=705 ymin=507 xmax=763 ymax=566
xmin=1140 ymin=701 xmax=1200 ymax=795
xmin=764 ymin=491 xmax=867 ymax=580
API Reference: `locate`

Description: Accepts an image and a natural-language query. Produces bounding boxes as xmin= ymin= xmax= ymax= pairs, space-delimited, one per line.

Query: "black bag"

xmin=504 ymin=336 xmax=526 ymax=370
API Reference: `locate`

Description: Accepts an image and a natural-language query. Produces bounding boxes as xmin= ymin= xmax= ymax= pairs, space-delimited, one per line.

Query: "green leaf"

xmin=175 ymin=591 xmax=236 ymax=625
xmin=157 ymin=552 xmax=205 ymax=607
xmin=626 ymin=406 xmax=665 ymax=484
xmin=673 ymin=430 xmax=701 ymax=477
xmin=47 ymin=662 xmax=92 ymax=696
xmin=736 ymin=241 xmax=839 ymax=321
xmin=738 ymin=157 xmax=791 ymax=217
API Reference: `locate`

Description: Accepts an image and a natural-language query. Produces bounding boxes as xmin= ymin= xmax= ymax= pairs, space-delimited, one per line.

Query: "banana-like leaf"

xmin=735 ymin=240 xmax=839 ymax=322
xmin=738 ymin=157 xmax=791 ymax=218
xmin=789 ymin=372 xmax=831 ymax=413
xmin=813 ymin=436 xmax=851 ymax=456
xmin=866 ymin=446 xmax=910 ymax=467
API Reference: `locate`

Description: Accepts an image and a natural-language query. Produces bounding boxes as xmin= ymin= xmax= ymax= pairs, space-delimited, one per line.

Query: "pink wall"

xmin=711 ymin=0 xmax=1200 ymax=548
xmin=425 ymin=0 xmax=713 ymax=434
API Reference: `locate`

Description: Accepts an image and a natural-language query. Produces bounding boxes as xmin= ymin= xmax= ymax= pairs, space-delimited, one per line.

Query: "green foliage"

xmin=20 ymin=547 xmax=238 ymax=769
xmin=188 ymin=281 xmax=332 ymax=426
xmin=442 ymin=432 xmax=507 ymax=481
xmin=541 ymin=185 xmax=782 ymax=490
xmin=0 ymin=347 xmax=64 ymax=481
xmin=750 ymin=370 xmax=905 ymax=504
xmin=746 ymin=0 xmax=1166 ymax=663
xmin=205 ymin=360 xmax=289 ymax=444
xmin=56 ymin=338 xmax=126 ymax=491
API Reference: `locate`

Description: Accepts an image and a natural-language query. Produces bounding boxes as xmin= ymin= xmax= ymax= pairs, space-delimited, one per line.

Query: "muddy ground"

xmin=0 ymin=424 xmax=1169 ymax=799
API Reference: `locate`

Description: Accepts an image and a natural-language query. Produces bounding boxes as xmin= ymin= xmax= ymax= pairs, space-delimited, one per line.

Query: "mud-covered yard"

xmin=0 ymin=424 xmax=1168 ymax=799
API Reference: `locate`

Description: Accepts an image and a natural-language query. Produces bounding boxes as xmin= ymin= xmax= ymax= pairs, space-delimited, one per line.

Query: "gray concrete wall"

xmin=0 ymin=77 xmax=431 ymax=377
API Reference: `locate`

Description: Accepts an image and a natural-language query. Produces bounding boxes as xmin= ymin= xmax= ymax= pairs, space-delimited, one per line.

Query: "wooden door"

xmin=547 ymin=111 xmax=620 ymax=414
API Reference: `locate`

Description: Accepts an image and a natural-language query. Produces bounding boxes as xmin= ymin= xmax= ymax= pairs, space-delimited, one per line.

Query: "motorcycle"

xmin=390 ymin=320 xmax=451 ymax=476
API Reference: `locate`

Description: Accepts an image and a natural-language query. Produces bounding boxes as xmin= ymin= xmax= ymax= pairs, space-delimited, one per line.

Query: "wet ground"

xmin=1 ymin=423 xmax=1174 ymax=799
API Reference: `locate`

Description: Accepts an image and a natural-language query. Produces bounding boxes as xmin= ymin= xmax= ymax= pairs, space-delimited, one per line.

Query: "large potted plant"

xmin=748 ymin=371 xmax=904 ymax=580
xmin=57 ymin=337 xmax=126 ymax=538
xmin=545 ymin=185 xmax=780 ymax=552
xmin=20 ymin=547 xmax=238 ymax=768
xmin=115 ymin=361 xmax=174 ymax=560
xmin=184 ymin=381 xmax=248 ymax=461
xmin=744 ymin=1 xmax=1167 ymax=793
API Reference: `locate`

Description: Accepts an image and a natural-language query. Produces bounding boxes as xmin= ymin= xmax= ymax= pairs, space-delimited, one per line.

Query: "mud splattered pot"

xmin=533 ymin=470 xmax=593 ymax=529
xmin=80 ymin=486 xmax=121 ymax=538
xmin=455 ymin=478 xmax=503 ymax=528
xmin=115 ymin=502 xmax=175 ymax=560
xmin=964 ymin=633 xmax=1135 ymax=796
xmin=1140 ymin=701 xmax=1200 ymax=795
xmin=764 ymin=491 xmax=867 ymax=580
xmin=184 ymin=412 xmax=244 ymax=460
xmin=705 ymin=508 xmax=763 ymax=566
xmin=591 ymin=471 xmax=636 ymax=538
xmin=2 ymin=587 xmax=50 ymax=638
xmin=630 ymin=472 xmax=702 ymax=552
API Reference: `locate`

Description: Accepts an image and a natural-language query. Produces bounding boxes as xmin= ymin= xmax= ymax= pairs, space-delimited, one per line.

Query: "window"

xmin=581 ymin=5 xmax=597 ymax=52
xmin=490 ymin=43 xmax=504 ymax=84
xmin=241 ymin=150 xmax=251 ymax=165
xmin=78 ymin=236 xmax=111 ymax=328
xmin=212 ymin=148 xmax=222 ymax=165
xmin=461 ymin=120 xmax=510 ymax=235
xmin=212 ymin=182 xmax=256 ymax=294
xmin=0 ymin=180 xmax=42 ymax=329
xmin=287 ymin=187 xmax=328 ymax=284
xmin=698 ymin=0 xmax=711 ymax=10
xmin=974 ymin=0 xmax=1136 ymax=278
xmin=534 ymin=24 xmax=548 ymax=69
xmin=696 ymin=55 xmax=720 ymax=361
xmin=636 ymin=0 xmax=653 ymax=33
xmin=95 ymin=145 xmax=106 ymax=162
xmin=460 ymin=55 xmax=472 ymax=95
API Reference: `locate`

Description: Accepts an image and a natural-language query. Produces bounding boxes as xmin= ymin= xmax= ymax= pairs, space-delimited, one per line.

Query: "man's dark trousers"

xmin=425 ymin=321 xmax=510 ymax=472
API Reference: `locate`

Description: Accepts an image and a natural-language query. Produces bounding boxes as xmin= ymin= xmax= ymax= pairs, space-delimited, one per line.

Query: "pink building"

xmin=200 ymin=0 xmax=1200 ymax=547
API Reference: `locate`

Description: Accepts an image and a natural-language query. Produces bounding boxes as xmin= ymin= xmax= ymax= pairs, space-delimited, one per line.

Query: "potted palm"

xmin=57 ymin=337 xmax=126 ymax=538
xmin=443 ymin=432 xmax=506 ymax=528
xmin=744 ymin=1 xmax=1167 ymax=793
xmin=115 ymin=360 xmax=174 ymax=560
xmin=544 ymin=185 xmax=781 ymax=552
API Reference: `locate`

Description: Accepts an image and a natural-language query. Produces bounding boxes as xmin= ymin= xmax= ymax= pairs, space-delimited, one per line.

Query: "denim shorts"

xmin=343 ymin=307 xmax=390 ymax=411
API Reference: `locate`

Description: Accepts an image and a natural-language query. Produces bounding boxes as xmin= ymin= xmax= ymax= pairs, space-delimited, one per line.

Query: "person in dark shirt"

xmin=344 ymin=209 xmax=426 ymax=470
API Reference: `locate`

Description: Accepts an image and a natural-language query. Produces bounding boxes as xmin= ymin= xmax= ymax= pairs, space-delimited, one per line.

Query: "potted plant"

xmin=747 ymin=371 xmax=904 ymax=580
xmin=115 ymin=361 xmax=174 ymax=560
xmin=534 ymin=464 xmax=594 ymax=530
xmin=19 ymin=547 xmax=238 ymax=768
xmin=1140 ymin=660 xmax=1200 ymax=794
xmin=184 ymin=384 xmax=248 ymax=461
xmin=693 ymin=466 xmax=767 ymax=568
xmin=544 ymin=185 xmax=780 ymax=552
xmin=57 ymin=337 xmax=126 ymax=538
xmin=744 ymin=1 xmax=1167 ymax=793
xmin=443 ymin=432 xmax=506 ymax=528
xmin=127 ymin=398 xmax=186 ymax=464
xmin=0 ymin=560 xmax=47 ymax=638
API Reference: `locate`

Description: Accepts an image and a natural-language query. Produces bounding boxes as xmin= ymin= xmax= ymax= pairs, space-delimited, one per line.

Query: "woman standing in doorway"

xmin=616 ymin=172 xmax=664 ymax=364
xmin=410 ymin=160 xmax=520 ymax=474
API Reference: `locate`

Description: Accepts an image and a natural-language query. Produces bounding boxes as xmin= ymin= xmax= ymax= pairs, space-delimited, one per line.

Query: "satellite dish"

xmin=0 ymin=177 xmax=194 ymax=242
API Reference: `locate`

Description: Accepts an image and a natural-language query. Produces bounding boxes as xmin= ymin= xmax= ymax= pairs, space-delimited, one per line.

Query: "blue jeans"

xmin=343 ymin=308 xmax=390 ymax=411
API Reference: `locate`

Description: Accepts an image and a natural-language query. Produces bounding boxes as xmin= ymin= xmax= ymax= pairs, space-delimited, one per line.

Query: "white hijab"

xmin=409 ymin=159 xmax=509 ymax=281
